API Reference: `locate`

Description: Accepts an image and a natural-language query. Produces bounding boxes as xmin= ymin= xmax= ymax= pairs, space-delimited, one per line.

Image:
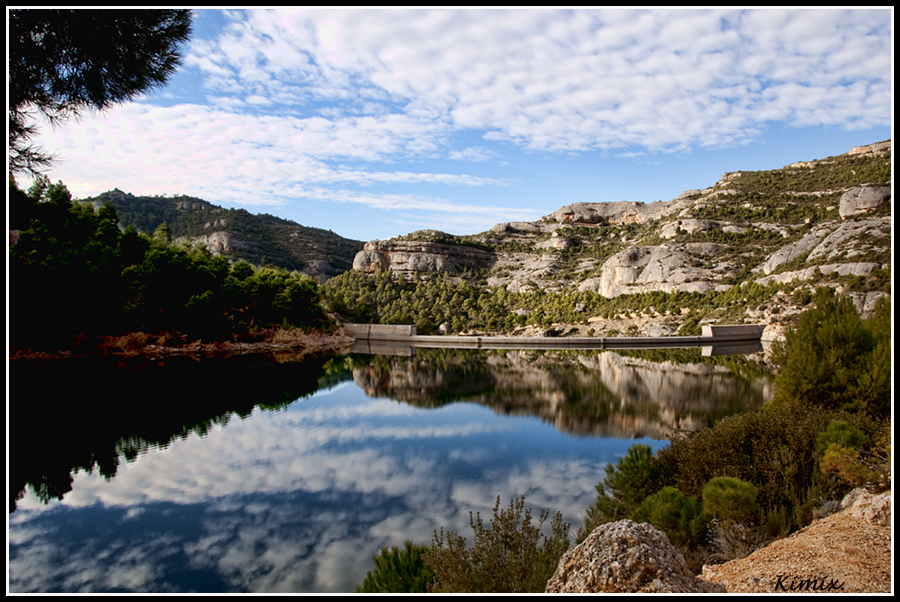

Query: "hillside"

xmin=81 ymin=189 xmax=364 ymax=281
xmin=343 ymin=140 xmax=891 ymax=340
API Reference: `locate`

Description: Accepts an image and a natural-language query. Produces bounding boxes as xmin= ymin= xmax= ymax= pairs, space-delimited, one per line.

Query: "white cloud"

xmin=183 ymin=8 xmax=888 ymax=152
xmin=34 ymin=104 xmax=510 ymax=203
xmin=449 ymin=146 xmax=498 ymax=161
xmin=24 ymin=8 xmax=891 ymax=238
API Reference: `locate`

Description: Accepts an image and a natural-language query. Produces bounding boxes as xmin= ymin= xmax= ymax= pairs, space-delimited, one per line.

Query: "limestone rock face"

xmin=758 ymin=226 xmax=833 ymax=275
xmin=545 ymin=520 xmax=725 ymax=593
xmin=352 ymin=239 xmax=493 ymax=276
xmin=592 ymin=245 xmax=724 ymax=298
xmin=550 ymin=200 xmax=682 ymax=226
xmin=848 ymin=140 xmax=891 ymax=156
xmin=807 ymin=216 xmax=891 ymax=262
xmin=352 ymin=249 xmax=390 ymax=273
xmin=187 ymin=231 xmax=259 ymax=253
xmin=349 ymin=141 xmax=890 ymax=319
xmin=659 ymin=218 xmax=722 ymax=239
xmin=839 ymin=186 xmax=891 ymax=219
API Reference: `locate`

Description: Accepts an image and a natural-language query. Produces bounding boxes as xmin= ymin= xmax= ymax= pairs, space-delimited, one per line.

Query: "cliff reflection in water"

xmin=351 ymin=348 xmax=773 ymax=440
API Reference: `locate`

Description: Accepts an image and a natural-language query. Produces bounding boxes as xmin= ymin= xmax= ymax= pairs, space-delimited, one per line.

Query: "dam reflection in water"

xmin=8 ymin=348 xmax=772 ymax=593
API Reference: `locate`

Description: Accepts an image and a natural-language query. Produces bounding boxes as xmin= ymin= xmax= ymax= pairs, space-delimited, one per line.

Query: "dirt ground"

xmin=701 ymin=492 xmax=892 ymax=593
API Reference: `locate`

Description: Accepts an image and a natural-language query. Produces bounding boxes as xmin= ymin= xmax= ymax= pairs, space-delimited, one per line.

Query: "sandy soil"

xmin=701 ymin=492 xmax=892 ymax=593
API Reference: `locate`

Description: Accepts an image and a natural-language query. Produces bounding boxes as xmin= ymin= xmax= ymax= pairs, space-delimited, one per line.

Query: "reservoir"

xmin=8 ymin=347 xmax=772 ymax=593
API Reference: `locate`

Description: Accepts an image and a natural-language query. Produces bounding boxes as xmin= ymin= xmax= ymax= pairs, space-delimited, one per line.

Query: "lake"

xmin=8 ymin=347 xmax=772 ymax=593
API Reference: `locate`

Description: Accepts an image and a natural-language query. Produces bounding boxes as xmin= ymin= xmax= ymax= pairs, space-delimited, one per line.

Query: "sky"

xmin=19 ymin=8 xmax=894 ymax=242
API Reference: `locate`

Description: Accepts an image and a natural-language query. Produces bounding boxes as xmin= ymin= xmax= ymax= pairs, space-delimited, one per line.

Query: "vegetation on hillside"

xmin=321 ymin=265 xmax=833 ymax=336
xmin=577 ymin=290 xmax=890 ymax=569
xmin=79 ymin=186 xmax=364 ymax=275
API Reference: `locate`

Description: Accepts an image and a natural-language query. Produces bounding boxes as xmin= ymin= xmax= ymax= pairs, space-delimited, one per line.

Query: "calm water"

xmin=8 ymin=348 xmax=772 ymax=593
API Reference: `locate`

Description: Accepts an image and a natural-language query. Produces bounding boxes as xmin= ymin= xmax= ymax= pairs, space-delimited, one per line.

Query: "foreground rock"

xmin=545 ymin=520 xmax=725 ymax=593
xmin=702 ymin=488 xmax=892 ymax=593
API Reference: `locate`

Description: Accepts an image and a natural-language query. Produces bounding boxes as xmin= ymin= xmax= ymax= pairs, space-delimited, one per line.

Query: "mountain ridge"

xmin=333 ymin=140 xmax=890 ymax=341
xmin=79 ymin=188 xmax=364 ymax=282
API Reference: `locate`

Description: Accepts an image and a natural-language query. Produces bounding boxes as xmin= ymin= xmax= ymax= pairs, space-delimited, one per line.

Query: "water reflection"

xmin=351 ymin=348 xmax=772 ymax=438
xmin=8 ymin=348 xmax=772 ymax=593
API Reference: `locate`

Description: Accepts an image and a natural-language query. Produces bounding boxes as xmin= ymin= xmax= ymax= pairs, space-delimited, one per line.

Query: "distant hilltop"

xmin=81 ymin=189 xmax=364 ymax=282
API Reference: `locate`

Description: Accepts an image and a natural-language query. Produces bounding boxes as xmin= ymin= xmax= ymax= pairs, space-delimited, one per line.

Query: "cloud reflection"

xmin=10 ymin=379 xmax=657 ymax=593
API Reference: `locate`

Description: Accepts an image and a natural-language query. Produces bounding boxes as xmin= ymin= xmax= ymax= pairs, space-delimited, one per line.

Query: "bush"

xmin=631 ymin=486 xmax=710 ymax=550
xmin=702 ymin=476 xmax=759 ymax=525
xmin=424 ymin=496 xmax=571 ymax=593
xmin=816 ymin=420 xmax=865 ymax=453
xmin=355 ymin=540 xmax=434 ymax=593
xmin=653 ymin=399 xmax=836 ymax=533
xmin=770 ymin=289 xmax=890 ymax=417
xmin=820 ymin=431 xmax=891 ymax=491
xmin=578 ymin=444 xmax=656 ymax=542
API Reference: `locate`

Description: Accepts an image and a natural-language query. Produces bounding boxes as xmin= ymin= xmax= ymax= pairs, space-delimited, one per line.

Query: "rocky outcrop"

xmin=659 ymin=218 xmax=722 ymax=239
xmin=352 ymin=235 xmax=493 ymax=275
xmin=581 ymin=244 xmax=729 ymax=298
xmin=841 ymin=488 xmax=891 ymax=527
xmin=807 ymin=216 xmax=890 ymax=262
xmin=848 ymin=140 xmax=891 ymax=156
xmin=184 ymin=231 xmax=260 ymax=254
xmin=839 ymin=186 xmax=891 ymax=219
xmin=550 ymin=200 xmax=687 ymax=226
xmin=756 ymin=226 xmax=832 ymax=275
xmin=545 ymin=520 xmax=725 ymax=593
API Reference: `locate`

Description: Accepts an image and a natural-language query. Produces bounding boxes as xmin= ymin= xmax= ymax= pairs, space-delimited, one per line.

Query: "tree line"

xmin=9 ymin=177 xmax=333 ymax=352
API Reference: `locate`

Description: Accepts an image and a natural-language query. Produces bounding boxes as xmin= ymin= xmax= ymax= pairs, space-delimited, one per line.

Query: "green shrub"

xmin=820 ymin=431 xmax=891 ymax=491
xmin=702 ymin=476 xmax=759 ymax=525
xmin=578 ymin=444 xmax=656 ymax=542
xmin=631 ymin=486 xmax=710 ymax=550
xmin=653 ymin=399 xmax=836 ymax=533
xmin=678 ymin=318 xmax=701 ymax=336
xmin=816 ymin=420 xmax=865 ymax=453
xmin=355 ymin=540 xmax=434 ymax=593
xmin=424 ymin=496 xmax=570 ymax=593
xmin=770 ymin=289 xmax=890 ymax=417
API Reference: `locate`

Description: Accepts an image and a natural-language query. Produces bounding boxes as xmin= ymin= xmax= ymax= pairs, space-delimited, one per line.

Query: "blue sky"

xmin=25 ymin=8 xmax=893 ymax=242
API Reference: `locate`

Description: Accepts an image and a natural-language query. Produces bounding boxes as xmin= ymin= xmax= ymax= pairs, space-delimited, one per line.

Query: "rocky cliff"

xmin=351 ymin=141 xmax=890 ymax=328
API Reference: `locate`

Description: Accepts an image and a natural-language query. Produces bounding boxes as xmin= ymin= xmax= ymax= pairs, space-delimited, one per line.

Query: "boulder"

xmin=840 ymin=488 xmax=891 ymax=528
xmin=839 ymin=186 xmax=891 ymax=219
xmin=545 ymin=520 xmax=725 ymax=593
xmin=352 ymin=249 xmax=389 ymax=273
